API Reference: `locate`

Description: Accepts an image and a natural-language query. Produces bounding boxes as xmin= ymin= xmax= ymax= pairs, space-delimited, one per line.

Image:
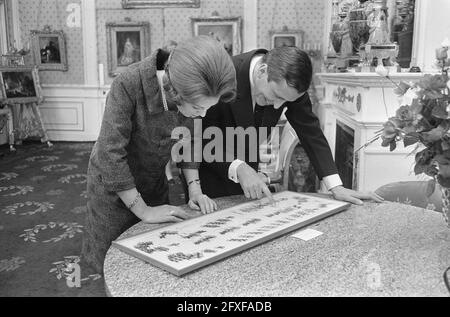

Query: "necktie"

xmin=254 ymin=104 xmax=264 ymax=128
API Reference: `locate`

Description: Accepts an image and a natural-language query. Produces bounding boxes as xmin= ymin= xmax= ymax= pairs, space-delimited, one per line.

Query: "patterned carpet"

xmin=0 ymin=141 xmax=105 ymax=297
xmin=0 ymin=141 xmax=316 ymax=297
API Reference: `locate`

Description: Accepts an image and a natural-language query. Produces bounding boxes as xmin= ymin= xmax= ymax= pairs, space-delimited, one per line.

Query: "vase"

xmin=349 ymin=20 xmax=370 ymax=55
xmin=348 ymin=6 xmax=370 ymax=55
xmin=440 ymin=186 xmax=450 ymax=227
xmin=330 ymin=31 xmax=345 ymax=55
xmin=330 ymin=14 xmax=349 ymax=55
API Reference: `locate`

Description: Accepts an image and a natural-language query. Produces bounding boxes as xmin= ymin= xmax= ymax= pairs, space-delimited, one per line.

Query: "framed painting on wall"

xmin=106 ymin=22 xmax=150 ymax=77
xmin=191 ymin=16 xmax=242 ymax=56
xmin=269 ymin=27 xmax=304 ymax=49
xmin=122 ymin=0 xmax=200 ymax=8
xmin=0 ymin=66 xmax=42 ymax=104
xmin=31 ymin=26 xmax=68 ymax=71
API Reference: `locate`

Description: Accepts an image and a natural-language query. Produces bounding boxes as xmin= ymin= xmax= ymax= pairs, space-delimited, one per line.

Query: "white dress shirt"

xmin=228 ymin=55 xmax=343 ymax=191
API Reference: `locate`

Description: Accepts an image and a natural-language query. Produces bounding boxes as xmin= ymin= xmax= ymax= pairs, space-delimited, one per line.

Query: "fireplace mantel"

xmin=318 ymin=72 xmax=424 ymax=88
xmin=317 ymin=72 xmax=427 ymax=192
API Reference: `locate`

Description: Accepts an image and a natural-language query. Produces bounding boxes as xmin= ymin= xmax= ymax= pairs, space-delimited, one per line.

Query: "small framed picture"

xmin=106 ymin=22 xmax=150 ymax=77
xmin=31 ymin=26 xmax=68 ymax=71
xmin=191 ymin=16 xmax=242 ymax=56
xmin=0 ymin=67 xmax=42 ymax=104
xmin=270 ymin=28 xmax=304 ymax=49
xmin=122 ymin=0 xmax=200 ymax=8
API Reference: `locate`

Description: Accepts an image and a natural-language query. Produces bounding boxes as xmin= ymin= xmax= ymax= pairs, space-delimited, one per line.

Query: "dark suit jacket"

xmin=199 ymin=49 xmax=338 ymax=198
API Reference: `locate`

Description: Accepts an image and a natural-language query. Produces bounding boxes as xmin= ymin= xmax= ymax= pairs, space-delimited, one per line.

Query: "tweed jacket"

xmin=88 ymin=49 xmax=198 ymax=199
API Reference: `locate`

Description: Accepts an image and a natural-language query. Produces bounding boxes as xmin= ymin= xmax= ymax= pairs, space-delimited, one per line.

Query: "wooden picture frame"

xmin=270 ymin=28 xmax=305 ymax=49
xmin=0 ymin=66 xmax=42 ymax=104
xmin=122 ymin=0 xmax=200 ymax=8
xmin=113 ymin=191 xmax=350 ymax=276
xmin=106 ymin=22 xmax=150 ymax=77
xmin=191 ymin=16 xmax=242 ymax=56
xmin=31 ymin=26 xmax=68 ymax=71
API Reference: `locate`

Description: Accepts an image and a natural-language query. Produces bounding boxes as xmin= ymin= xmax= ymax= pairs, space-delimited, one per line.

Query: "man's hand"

xmin=237 ymin=163 xmax=274 ymax=202
xmin=330 ymin=186 xmax=384 ymax=205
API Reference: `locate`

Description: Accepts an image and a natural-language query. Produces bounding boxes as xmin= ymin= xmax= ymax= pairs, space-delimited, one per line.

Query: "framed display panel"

xmin=106 ymin=22 xmax=150 ymax=77
xmin=191 ymin=16 xmax=242 ymax=56
xmin=113 ymin=191 xmax=350 ymax=276
xmin=31 ymin=27 xmax=68 ymax=71
xmin=0 ymin=66 xmax=42 ymax=104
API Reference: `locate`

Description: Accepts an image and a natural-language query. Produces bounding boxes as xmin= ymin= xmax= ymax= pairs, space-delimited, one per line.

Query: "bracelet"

xmin=127 ymin=192 xmax=141 ymax=210
xmin=188 ymin=179 xmax=201 ymax=186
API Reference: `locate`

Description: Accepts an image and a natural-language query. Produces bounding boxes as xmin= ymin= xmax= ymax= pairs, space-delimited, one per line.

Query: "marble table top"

xmin=104 ymin=195 xmax=450 ymax=297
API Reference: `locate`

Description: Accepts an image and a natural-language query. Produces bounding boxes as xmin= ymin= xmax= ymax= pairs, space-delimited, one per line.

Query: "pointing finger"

xmin=262 ymin=185 xmax=275 ymax=203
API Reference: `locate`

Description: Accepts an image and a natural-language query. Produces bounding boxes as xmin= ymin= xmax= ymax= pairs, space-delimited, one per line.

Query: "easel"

xmin=1 ymin=51 xmax=52 ymax=151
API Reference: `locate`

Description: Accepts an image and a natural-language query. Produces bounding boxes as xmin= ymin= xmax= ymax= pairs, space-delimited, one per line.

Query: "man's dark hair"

xmin=261 ymin=46 xmax=313 ymax=94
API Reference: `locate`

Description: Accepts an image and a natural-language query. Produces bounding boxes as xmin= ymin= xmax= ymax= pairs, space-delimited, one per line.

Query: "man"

xmin=199 ymin=47 xmax=383 ymax=205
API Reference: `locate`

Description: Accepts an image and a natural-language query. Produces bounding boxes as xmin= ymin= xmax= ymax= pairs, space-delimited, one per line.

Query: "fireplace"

xmin=335 ymin=121 xmax=355 ymax=190
xmin=318 ymin=72 xmax=425 ymax=192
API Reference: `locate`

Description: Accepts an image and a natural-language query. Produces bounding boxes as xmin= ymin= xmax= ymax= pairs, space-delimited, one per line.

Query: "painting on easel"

xmin=0 ymin=66 xmax=42 ymax=104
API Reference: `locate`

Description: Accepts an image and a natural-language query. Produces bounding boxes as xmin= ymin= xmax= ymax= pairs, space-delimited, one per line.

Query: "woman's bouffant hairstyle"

xmin=262 ymin=46 xmax=313 ymax=94
xmin=163 ymin=36 xmax=237 ymax=105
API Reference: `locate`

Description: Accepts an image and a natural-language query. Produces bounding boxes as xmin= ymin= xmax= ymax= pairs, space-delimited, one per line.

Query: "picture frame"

xmin=106 ymin=22 xmax=150 ymax=77
xmin=0 ymin=66 xmax=42 ymax=104
xmin=122 ymin=0 xmax=200 ymax=8
xmin=191 ymin=16 xmax=242 ymax=56
xmin=30 ymin=26 xmax=68 ymax=71
xmin=269 ymin=27 xmax=305 ymax=49
xmin=113 ymin=191 xmax=350 ymax=276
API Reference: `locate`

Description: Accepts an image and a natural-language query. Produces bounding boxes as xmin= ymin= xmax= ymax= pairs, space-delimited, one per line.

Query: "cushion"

xmin=375 ymin=181 xmax=443 ymax=212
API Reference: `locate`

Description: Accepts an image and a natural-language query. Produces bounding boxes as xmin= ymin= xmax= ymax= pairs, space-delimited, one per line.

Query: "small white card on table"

xmin=291 ymin=228 xmax=323 ymax=241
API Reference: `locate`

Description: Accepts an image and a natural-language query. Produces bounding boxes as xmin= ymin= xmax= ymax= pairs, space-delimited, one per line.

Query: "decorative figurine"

xmin=360 ymin=0 xmax=400 ymax=70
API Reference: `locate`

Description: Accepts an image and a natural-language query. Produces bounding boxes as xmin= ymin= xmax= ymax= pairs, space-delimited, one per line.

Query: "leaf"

xmin=425 ymin=90 xmax=444 ymax=100
xmin=394 ymin=81 xmax=411 ymax=96
xmin=382 ymin=137 xmax=393 ymax=147
xmin=442 ymin=139 xmax=450 ymax=151
xmin=431 ymin=102 xmax=449 ymax=119
xmin=403 ymin=135 xmax=419 ymax=147
xmin=425 ymin=179 xmax=437 ymax=198
xmin=422 ymin=126 xmax=446 ymax=143
xmin=390 ymin=141 xmax=397 ymax=152
xmin=437 ymin=173 xmax=450 ymax=187
xmin=414 ymin=163 xmax=428 ymax=175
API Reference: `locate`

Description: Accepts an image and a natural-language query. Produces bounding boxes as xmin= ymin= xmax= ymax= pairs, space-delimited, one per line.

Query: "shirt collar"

xmin=249 ymin=54 xmax=264 ymax=108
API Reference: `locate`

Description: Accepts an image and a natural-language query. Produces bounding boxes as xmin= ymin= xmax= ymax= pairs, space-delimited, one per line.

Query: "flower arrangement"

xmin=375 ymin=39 xmax=450 ymax=225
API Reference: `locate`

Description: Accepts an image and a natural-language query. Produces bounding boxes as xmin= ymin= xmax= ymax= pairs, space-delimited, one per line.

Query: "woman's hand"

xmin=183 ymin=171 xmax=218 ymax=214
xmin=137 ymin=205 xmax=192 ymax=224
xmin=188 ymin=190 xmax=218 ymax=215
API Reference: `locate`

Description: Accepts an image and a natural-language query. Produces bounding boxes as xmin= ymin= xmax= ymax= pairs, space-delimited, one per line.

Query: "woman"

xmin=81 ymin=36 xmax=237 ymax=273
